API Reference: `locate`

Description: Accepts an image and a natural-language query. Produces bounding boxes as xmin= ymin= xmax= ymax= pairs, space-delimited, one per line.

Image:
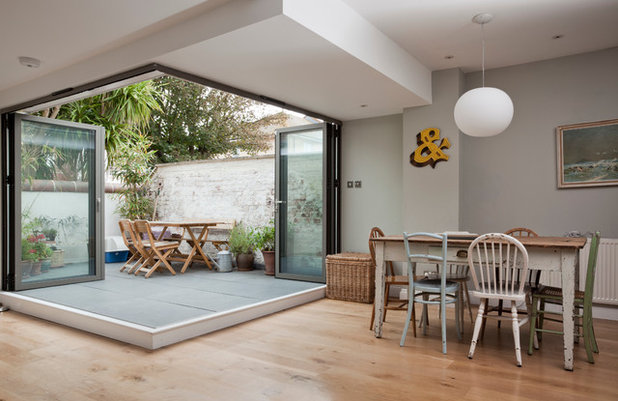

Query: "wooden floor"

xmin=1 ymin=299 xmax=617 ymax=401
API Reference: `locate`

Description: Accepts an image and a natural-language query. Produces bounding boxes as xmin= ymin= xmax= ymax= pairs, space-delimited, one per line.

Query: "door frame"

xmin=3 ymin=113 xmax=105 ymax=291
xmin=274 ymin=122 xmax=340 ymax=283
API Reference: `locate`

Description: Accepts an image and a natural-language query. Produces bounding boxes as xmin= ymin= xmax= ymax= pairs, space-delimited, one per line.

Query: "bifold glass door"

xmin=4 ymin=113 xmax=104 ymax=290
xmin=275 ymin=123 xmax=339 ymax=282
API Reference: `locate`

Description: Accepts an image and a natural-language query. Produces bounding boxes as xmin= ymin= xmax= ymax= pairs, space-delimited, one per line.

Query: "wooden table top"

xmin=371 ymin=235 xmax=587 ymax=249
xmin=149 ymin=220 xmax=223 ymax=227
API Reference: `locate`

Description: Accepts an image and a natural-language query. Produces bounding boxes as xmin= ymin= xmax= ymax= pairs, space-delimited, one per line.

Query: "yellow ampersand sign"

xmin=410 ymin=128 xmax=450 ymax=168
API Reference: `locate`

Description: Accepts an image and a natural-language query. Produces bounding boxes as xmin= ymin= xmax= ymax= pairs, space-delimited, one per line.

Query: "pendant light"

xmin=454 ymin=13 xmax=513 ymax=137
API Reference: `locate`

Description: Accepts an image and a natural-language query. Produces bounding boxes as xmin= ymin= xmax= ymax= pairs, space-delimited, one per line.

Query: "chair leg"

xmin=455 ymin=290 xmax=462 ymax=341
xmin=511 ymin=301 xmax=522 ymax=367
xmin=120 ymin=252 xmax=139 ymax=272
xmin=369 ymin=301 xmax=376 ymax=331
xmin=528 ymin=295 xmax=539 ymax=355
xmin=462 ymin=280 xmax=474 ymax=324
xmin=400 ymin=285 xmax=416 ymax=347
xmin=440 ymin=294 xmax=447 ymax=354
xmin=411 ymin=302 xmax=417 ymax=338
xmin=497 ymin=299 xmax=503 ymax=328
xmin=538 ymin=298 xmax=545 ymax=343
xmin=584 ymin=304 xmax=595 ymax=363
xmin=468 ymin=299 xmax=486 ymax=359
xmin=479 ymin=299 xmax=489 ymax=341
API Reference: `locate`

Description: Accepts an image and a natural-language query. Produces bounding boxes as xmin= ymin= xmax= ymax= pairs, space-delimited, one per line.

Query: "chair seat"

xmin=413 ymin=278 xmax=459 ymax=293
xmin=470 ymin=289 xmax=527 ymax=302
xmin=144 ymin=241 xmax=179 ymax=249
xmin=536 ymin=285 xmax=585 ymax=301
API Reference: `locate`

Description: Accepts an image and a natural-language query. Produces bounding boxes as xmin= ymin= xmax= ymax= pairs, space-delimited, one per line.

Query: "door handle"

xmin=96 ymin=197 xmax=101 ymax=212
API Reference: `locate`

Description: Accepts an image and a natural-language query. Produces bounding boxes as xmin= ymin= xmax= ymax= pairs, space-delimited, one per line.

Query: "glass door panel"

xmin=10 ymin=114 xmax=104 ymax=290
xmin=275 ymin=123 xmax=339 ymax=282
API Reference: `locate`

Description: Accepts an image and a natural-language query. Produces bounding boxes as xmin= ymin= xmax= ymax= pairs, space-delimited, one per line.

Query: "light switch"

xmin=347 ymin=181 xmax=353 ymax=188
xmin=354 ymin=181 xmax=362 ymax=188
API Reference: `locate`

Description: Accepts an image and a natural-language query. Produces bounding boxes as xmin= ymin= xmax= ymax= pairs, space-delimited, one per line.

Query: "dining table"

xmin=149 ymin=220 xmax=224 ymax=273
xmin=370 ymin=234 xmax=587 ymax=371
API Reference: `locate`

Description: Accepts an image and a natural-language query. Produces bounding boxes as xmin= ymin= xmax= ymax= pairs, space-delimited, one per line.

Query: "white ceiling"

xmin=1 ymin=0 xmax=617 ymax=121
xmin=342 ymin=0 xmax=618 ymax=72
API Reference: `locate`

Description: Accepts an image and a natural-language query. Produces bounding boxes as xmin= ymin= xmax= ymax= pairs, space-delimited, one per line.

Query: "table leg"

xmin=180 ymin=226 xmax=213 ymax=273
xmin=562 ymin=250 xmax=576 ymax=371
xmin=193 ymin=226 xmax=213 ymax=270
xmin=374 ymin=241 xmax=386 ymax=338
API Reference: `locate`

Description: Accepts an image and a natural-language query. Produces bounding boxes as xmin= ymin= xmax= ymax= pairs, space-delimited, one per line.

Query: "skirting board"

xmin=0 ymin=286 xmax=326 ymax=349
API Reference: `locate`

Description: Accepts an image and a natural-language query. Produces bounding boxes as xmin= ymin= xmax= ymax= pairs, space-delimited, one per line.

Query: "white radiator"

xmin=540 ymin=238 xmax=618 ymax=306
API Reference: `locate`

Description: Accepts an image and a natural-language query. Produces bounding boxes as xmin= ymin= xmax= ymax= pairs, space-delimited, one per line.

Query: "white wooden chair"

xmin=467 ymin=233 xmax=532 ymax=367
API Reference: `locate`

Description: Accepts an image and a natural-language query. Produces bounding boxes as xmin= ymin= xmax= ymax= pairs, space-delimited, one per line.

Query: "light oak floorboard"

xmin=0 ymin=300 xmax=617 ymax=401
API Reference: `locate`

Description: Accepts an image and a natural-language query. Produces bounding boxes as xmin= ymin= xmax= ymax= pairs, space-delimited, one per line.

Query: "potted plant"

xmin=29 ymin=233 xmax=48 ymax=276
xmin=228 ymin=223 xmax=255 ymax=271
xmin=21 ymin=238 xmax=36 ymax=278
xmin=38 ymin=241 xmax=53 ymax=272
xmin=254 ymin=222 xmax=275 ymax=275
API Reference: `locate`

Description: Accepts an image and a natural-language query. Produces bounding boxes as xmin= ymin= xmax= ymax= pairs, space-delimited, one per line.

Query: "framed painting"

xmin=557 ymin=119 xmax=618 ymax=188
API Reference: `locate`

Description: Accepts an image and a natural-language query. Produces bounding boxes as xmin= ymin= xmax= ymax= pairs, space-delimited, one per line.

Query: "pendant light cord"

xmin=481 ymin=22 xmax=485 ymax=87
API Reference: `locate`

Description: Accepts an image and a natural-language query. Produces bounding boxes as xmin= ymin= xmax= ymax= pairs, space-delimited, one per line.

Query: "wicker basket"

xmin=326 ymin=252 xmax=374 ymax=303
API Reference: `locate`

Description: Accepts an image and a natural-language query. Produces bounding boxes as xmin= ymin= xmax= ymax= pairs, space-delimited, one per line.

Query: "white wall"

xmin=340 ymin=114 xmax=403 ymax=252
xmin=460 ymin=47 xmax=618 ymax=238
xmin=154 ymin=156 xmax=274 ymax=228
xmin=402 ymin=68 xmax=464 ymax=233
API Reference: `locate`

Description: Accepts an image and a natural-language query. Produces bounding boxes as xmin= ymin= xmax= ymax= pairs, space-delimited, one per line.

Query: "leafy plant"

xmin=148 ymin=76 xmax=285 ymax=163
xmin=228 ymin=224 xmax=255 ymax=255
xmin=111 ymin=134 xmax=156 ymax=220
xmin=253 ymin=221 xmax=275 ymax=251
xmin=42 ymin=228 xmax=57 ymax=241
xmin=21 ymin=238 xmax=37 ymax=262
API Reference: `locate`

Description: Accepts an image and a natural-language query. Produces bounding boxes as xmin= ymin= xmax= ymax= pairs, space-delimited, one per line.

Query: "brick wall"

xmin=153 ymin=155 xmax=275 ymax=229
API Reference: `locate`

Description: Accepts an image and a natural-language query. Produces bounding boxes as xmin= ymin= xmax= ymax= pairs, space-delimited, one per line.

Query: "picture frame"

xmin=556 ymin=118 xmax=618 ymax=188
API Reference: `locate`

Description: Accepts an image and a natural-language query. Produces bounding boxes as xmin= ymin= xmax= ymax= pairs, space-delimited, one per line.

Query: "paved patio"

xmin=17 ymin=262 xmax=324 ymax=329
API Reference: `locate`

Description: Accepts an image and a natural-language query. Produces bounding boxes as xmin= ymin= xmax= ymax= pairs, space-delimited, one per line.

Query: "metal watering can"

xmin=213 ymin=249 xmax=233 ymax=272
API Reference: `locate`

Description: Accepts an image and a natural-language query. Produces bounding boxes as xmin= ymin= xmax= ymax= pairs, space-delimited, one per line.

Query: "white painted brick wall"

xmin=153 ymin=155 xmax=275 ymax=229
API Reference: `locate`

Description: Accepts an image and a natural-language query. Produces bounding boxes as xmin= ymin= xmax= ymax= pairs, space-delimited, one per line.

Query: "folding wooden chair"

xmin=132 ymin=220 xmax=179 ymax=278
xmin=118 ymin=219 xmax=143 ymax=273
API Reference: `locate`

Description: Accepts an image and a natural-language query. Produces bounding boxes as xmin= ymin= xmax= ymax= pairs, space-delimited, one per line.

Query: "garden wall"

xmin=153 ymin=155 xmax=275 ymax=229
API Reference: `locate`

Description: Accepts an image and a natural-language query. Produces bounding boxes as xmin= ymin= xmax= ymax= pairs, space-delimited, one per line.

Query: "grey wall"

xmin=460 ymin=47 xmax=618 ymax=237
xmin=402 ymin=69 xmax=464 ymax=232
xmin=341 ymin=114 xmax=403 ymax=252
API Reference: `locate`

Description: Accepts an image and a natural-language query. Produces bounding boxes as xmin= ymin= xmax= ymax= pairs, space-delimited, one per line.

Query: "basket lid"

xmin=326 ymin=252 xmax=372 ymax=261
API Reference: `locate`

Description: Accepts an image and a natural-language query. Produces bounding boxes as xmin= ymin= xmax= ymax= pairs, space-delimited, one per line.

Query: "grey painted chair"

xmin=400 ymin=232 xmax=461 ymax=354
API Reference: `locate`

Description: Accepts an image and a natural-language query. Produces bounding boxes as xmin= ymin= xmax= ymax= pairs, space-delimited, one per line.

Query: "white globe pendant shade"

xmin=454 ymin=87 xmax=514 ymax=137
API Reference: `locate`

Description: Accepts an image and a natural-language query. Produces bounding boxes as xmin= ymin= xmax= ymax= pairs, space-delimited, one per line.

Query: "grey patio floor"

xmin=18 ymin=262 xmax=324 ymax=329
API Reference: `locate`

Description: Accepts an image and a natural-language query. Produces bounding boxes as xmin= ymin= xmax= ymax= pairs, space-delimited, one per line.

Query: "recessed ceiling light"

xmin=552 ymin=34 xmax=564 ymax=40
xmin=445 ymin=55 xmax=454 ymax=60
xmin=18 ymin=56 xmax=41 ymax=68
xmin=360 ymin=104 xmax=368 ymax=108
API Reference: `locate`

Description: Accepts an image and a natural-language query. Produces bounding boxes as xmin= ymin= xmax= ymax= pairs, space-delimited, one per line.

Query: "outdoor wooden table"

xmin=149 ymin=220 xmax=223 ymax=273
xmin=370 ymin=235 xmax=587 ymax=371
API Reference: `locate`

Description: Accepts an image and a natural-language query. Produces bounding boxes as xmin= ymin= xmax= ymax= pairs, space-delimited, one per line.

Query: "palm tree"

xmin=40 ymin=80 xmax=162 ymax=167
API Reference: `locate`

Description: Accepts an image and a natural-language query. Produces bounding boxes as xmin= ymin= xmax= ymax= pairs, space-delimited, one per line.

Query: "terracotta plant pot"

xmin=31 ymin=261 xmax=42 ymax=276
xmin=236 ymin=253 xmax=254 ymax=271
xmin=21 ymin=261 xmax=32 ymax=278
xmin=262 ymin=250 xmax=275 ymax=276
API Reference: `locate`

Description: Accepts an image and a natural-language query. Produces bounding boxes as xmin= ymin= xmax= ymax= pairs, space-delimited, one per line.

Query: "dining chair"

xmin=429 ymin=263 xmax=475 ymax=327
xmin=368 ymin=227 xmax=409 ymax=330
xmin=117 ymin=220 xmax=143 ymax=273
xmin=208 ymin=220 xmax=237 ymax=251
xmin=528 ymin=232 xmax=600 ymax=363
xmin=489 ymin=227 xmax=540 ymax=330
xmin=132 ymin=220 xmax=179 ymax=278
xmin=467 ymin=233 xmax=531 ymax=367
xmin=400 ymin=232 xmax=461 ymax=354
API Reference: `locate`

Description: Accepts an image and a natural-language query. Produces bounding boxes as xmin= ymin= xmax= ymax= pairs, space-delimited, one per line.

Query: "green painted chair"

xmin=400 ymin=232 xmax=461 ymax=354
xmin=528 ymin=232 xmax=600 ymax=363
